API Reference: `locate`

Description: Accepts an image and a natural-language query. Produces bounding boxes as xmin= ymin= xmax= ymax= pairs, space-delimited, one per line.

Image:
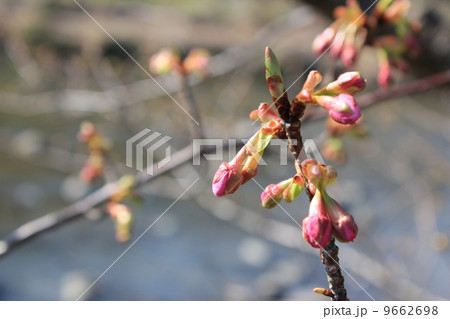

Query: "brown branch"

xmin=0 ymin=143 xmax=232 ymax=259
xmin=303 ymin=69 xmax=450 ymax=122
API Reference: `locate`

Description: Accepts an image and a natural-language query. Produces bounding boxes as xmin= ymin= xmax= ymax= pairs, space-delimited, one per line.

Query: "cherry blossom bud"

xmin=182 ymin=48 xmax=210 ymax=76
xmin=265 ymin=47 xmax=286 ymax=103
xmin=282 ymin=179 xmax=303 ymax=203
xmin=212 ymin=162 xmax=244 ymax=197
xmin=78 ymin=122 xmax=97 ymax=143
xmin=340 ymin=44 xmax=358 ymax=67
xmin=80 ymin=154 xmax=104 ymax=182
xmin=321 ymin=137 xmax=346 ymax=164
xmin=302 ymin=159 xmax=324 ymax=186
xmin=302 ymin=71 xmax=323 ymax=92
xmin=261 ymin=180 xmax=290 ymax=209
xmin=149 ymin=48 xmax=180 ymax=75
xmin=377 ymin=63 xmax=392 ymax=88
xmin=312 ymin=27 xmax=336 ymax=55
xmin=302 ymin=191 xmax=332 ymax=248
xmin=107 ymin=202 xmax=133 ymax=243
xmin=321 ymin=72 xmax=367 ymax=95
xmin=249 ymin=103 xmax=280 ymax=123
xmin=324 ymin=195 xmax=358 ymax=243
xmin=313 ymin=94 xmax=361 ymax=124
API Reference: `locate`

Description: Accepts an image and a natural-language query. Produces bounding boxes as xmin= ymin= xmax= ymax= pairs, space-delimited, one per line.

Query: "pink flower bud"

xmin=340 ymin=45 xmax=358 ymax=67
xmin=324 ymin=196 xmax=358 ymax=243
xmin=249 ymin=103 xmax=280 ymax=123
xmin=323 ymin=72 xmax=367 ymax=95
xmin=302 ymin=191 xmax=332 ymax=248
xmin=260 ymin=179 xmax=292 ymax=208
xmin=312 ymin=27 xmax=336 ymax=55
xmin=377 ymin=64 xmax=391 ymax=88
xmin=182 ymin=48 xmax=210 ymax=75
xmin=302 ymin=71 xmax=323 ymax=92
xmin=212 ymin=162 xmax=244 ymax=197
xmin=149 ymin=48 xmax=180 ymax=75
xmin=282 ymin=179 xmax=303 ymax=203
xmin=314 ymin=94 xmax=361 ymax=124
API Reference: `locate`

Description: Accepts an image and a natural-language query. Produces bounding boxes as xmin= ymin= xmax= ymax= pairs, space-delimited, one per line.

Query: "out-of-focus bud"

xmin=383 ymin=0 xmax=410 ymax=22
xmin=323 ymin=195 xmax=358 ymax=243
xmin=320 ymin=72 xmax=367 ymax=95
xmin=110 ymin=175 xmax=136 ymax=203
xmin=377 ymin=63 xmax=391 ymax=88
xmin=107 ymin=202 xmax=133 ymax=243
xmin=312 ymin=27 xmax=336 ymax=55
xmin=182 ymin=48 xmax=210 ymax=76
xmin=313 ymin=94 xmax=361 ymax=125
xmin=212 ymin=162 xmax=244 ymax=197
xmin=78 ymin=122 xmax=97 ymax=143
xmin=340 ymin=44 xmax=358 ymax=67
xmin=149 ymin=48 xmax=180 ymax=75
xmin=330 ymin=31 xmax=345 ymax=59
xmin=80 ymin=154 xmax=104 ymax=182
xmin=261 ymin=180 xmax=291 ymax=209
xmin=302 ymin=190 xmax=333 ymax=248
xmin=321 ymin=137 xmax=346 ymax=164
xmin=249 ymin=103 xmax=280 ymax=123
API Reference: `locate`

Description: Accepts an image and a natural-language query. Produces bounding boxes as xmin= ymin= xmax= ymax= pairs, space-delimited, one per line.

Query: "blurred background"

xmin=0 ymin=0 xmax=449 ymax=300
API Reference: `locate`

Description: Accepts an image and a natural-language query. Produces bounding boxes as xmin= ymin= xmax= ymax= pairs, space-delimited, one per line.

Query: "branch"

xmin=0 ymin=144 xmax=228 ymax=259
xmin=303 ymin=69 xmax=450 ymax=122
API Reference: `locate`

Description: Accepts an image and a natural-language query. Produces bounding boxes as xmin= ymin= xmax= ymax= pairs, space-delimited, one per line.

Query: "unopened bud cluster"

xmin=212 ymin=47 xmax=361 ymax=249
xmin=78 ymin=122 xmax=110 ymax=182
xmin=312 ymin=0 xmax=420 ymax=87
xmin=149 ymin=47 xmax=210 ymax=77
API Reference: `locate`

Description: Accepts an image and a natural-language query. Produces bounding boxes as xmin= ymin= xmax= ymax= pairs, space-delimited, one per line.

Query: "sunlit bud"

xmin=312 ymin=27 xmax=336 ymax=55
xmin=261 ymin=180 xmax=291 ymax=209
xmin=302 ymin=190 xmax=333 ymax=248
xmin=282 ymin=179 xmax=303 ymax=203
xmin=313 ymin=288 xmax=334 ymax=298
xmin=240 ymin=155 xmax=259 ymax=184
xmin=321 ymin=72 xmax=367 ymax=95
xmin=301 ymin=159 xmax=323 ymax=185
xmin=212 ymin=162 xmax=244 ymax=197
xmin=302 ymin=71 xmax=323 ymax=92
xmin=323 ymin=166 xmax=338 ymax=186
xmin=313 ymin=94 xmax=361 ymax=125
xmin=260 ymin=119 xmax=282 ymax=136
xmin=265 ymin=47 xmax=286 ymax=101
xmin=249 ymin=103 xmax=280 ymax=123
xmin=182 ymin=48 xmax=210 ymax=75
xmin=107 ymin=202 xmax=133 ymax=243
xmin=149 ymin=48 xmax=180 ymax=75
xmin=323 ymin=195 xmax=358 ymax=243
